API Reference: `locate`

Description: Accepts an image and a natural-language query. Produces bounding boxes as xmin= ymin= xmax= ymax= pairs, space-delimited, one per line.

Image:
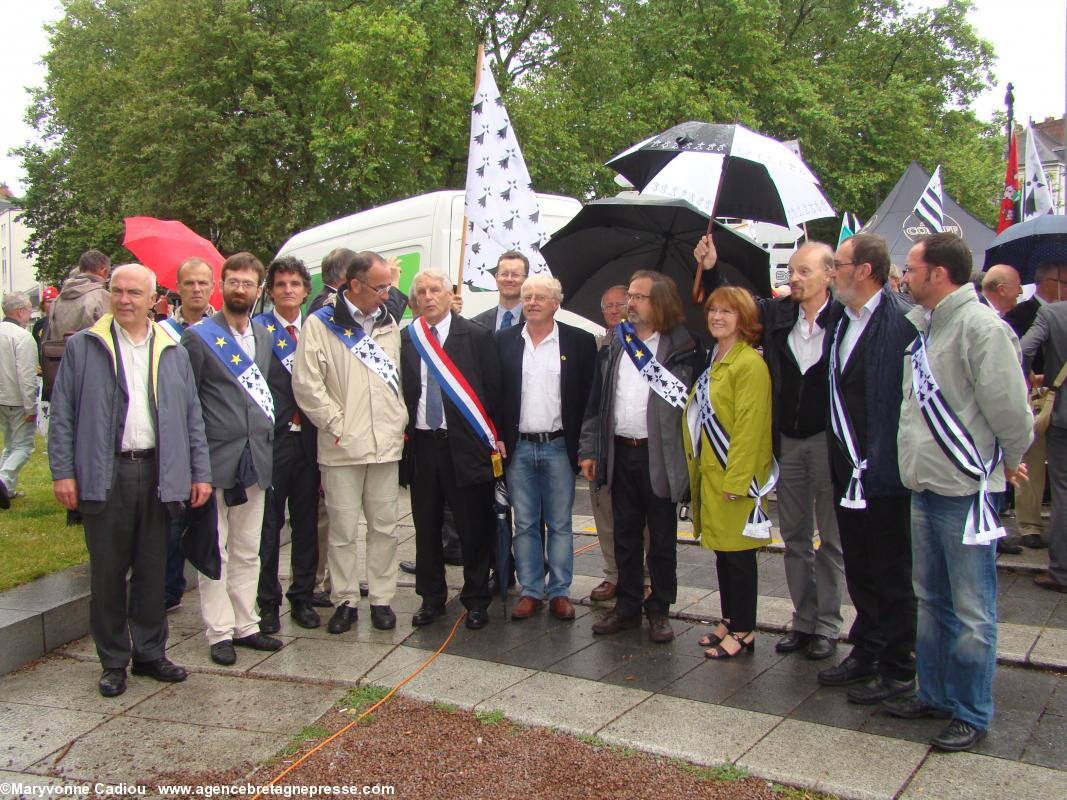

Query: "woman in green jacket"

xmin=684 ymin=286 xmax=775 ymax=658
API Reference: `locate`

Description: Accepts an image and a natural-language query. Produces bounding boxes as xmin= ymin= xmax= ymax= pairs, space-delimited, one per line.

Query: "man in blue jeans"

xmin=496 ymin=274 xmax=596 ymax=621
xmin=894 ymin=233 xmax=1033 ymax=752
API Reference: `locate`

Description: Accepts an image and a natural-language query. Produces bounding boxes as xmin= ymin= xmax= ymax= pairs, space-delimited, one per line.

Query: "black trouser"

xmin=715 ymin=549 xmax=758 ymax=632
xmin=258 ymin=432 xmax=320 ymax=608
xmin=834 ymin=491 xmax=916 ymax=681
xmin=610 ymin=441 xmax=677 ymax=617
xmin=411 ymin=432 xmax=493 ymax=611
xmin=82 ymin=456 xmax=168 ymax=669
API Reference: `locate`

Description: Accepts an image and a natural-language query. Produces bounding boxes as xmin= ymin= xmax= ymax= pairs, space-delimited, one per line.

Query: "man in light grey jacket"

xmin=0 ymin=293 xmax=38 ymax=508
xmin=891 ymin=233 xmax=1033 ymax=752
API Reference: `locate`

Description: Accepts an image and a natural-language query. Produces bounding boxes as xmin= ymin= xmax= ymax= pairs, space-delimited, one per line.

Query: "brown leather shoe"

xmin=592 ymin=610 xmax=641 ymax=635
xmin=550 ymin=596 xmax=576 ymax=620
xmin=590 ymin=580 xmax=616 ymax=601
xmin=1034 ymin=572 xmax=1067 ymax=593
xmin=511 ymin=596 xmax=544 ymax=619
xmin=647 ymin=612 xmax=675 ymax=643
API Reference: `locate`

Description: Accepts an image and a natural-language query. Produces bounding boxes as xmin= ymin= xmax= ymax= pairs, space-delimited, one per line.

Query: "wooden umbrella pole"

xmin=455 ymin=43 xmax=485 ymax=292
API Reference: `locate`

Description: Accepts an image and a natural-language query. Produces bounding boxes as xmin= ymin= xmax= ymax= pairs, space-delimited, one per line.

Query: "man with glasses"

xmin=182 ymin=253 xmax=281 ymax=666
xmin=1005 ymin=261 xmax=1067 ymax=549
xmin=293 ymin=251 xmax=406 ymax=634
xmin=472 ymin=251 xmax=528 ymax=332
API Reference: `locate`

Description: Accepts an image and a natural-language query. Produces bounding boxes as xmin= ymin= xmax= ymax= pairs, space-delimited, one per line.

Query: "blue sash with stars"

xmin=252 ymin=312 xmax=296 ymax=374
xmin=312 ymin=306 xmax=399 ymax=396
xmin=616 ymin=320 xmax=688 ymax=409
xmin=188 ymin=317 xmax=275 ymax=424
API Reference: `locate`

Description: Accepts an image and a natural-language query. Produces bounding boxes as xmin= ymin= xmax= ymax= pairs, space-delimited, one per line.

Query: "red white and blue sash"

xmin=159 ymin=317 xmax=184 ymax=344
xmin=312 ymin=306 xmax=399 ymax=396
xmin=616 ymin=321 xmax=688 ymax=409
xmin=408 ymin=315 xmax=503 ymax=478
xmin=252 ymin=312 xmax=296 ymax=374
xmin=188 ymin=317 xmax=275 ymax=424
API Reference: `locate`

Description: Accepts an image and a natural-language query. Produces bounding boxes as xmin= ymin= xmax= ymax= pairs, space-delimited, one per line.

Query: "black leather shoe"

xmin=847 ymin=675 xmax=915 ymax=705
xmin=98 ymin=668 xmax=127 ymax=697
xmin=210 ymin=640 xmax=237 ymax=666
xmin=465 ymin=609 xmax=489 ymax=629
xmin=327 ymin=601 xmax=358 ymax=634
xmin=259 ymin=605 xmax=281 ymax=634
xmin=370 ymin=605 xmax=396 ymax=630
xmin=290 ymin=600 xmax=321 ymax=629
xmin=131 ymin=657 xmax=187 ymax=683
xmin=592 ymin=610 xmax=641 ymax=635
xmin=996 ymin=535 xmax=1023 ymax=555
xmin=775 ymin=630 xmax=812 ymax=653
xmin=806 ymin=635 xmax=837 ymax=661
xmin=233 ymin=632 xmax=284 ymax=651
xmin=310 ymin=591 xmax=334 ymax=607
xmin=882 ymin=695 xmax=952 ymax=719
xmin=1022 ymin=533 xmax=1048 ymax=549
xmin=399 ymin=561 xmax=417 ymax=575
xmin=930 ymin=719 xmax=986 ymax=752
xmin=647 ymin=612 xmax=675 ymax=643
xmin=818 ymin=655 xmax=877 ymax=686
xmin=359 ymin=581 xmax=369 ymax=597
xmin=412 ymin=605 xmax=446 ymax=627
xmin=0 ymin=481 xmax=10 ymax=510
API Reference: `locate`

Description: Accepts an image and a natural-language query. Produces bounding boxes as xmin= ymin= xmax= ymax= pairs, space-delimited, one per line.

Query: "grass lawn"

xmin=0 ymin=435 xmax=87 ymax=592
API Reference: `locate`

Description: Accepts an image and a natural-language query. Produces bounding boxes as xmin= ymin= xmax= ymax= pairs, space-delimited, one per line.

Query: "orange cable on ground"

xmin=573 ymin=540 xmax=600 ymax=556
xmin=252 ymin=610 xmax=469 ymax=800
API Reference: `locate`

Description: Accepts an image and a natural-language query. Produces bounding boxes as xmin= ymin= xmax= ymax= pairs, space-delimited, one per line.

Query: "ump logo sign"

xmin=903 ymin=212 xmax=963 ymax=240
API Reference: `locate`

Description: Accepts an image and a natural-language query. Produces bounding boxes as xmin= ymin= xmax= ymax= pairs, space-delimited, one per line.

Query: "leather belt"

xmin=614 ymin=436 xmax=648 ymax=447
xmin=414 ymin=428 xmax=449 ymax=440
xmin=118 ymin=448 xmax=156 ymax=461
xmin=519 ymin=430 xmax=564 ymax=443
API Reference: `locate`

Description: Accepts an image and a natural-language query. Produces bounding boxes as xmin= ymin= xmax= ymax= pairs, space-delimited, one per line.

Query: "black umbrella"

xmin=983 ymin=215 xmax=1067 ymax=283
xmin=542 ymin=195 xmax=770 ymax=338
xmin=493 ymin=479 xmax=512 ymax=613
xmin=605 ymin=121 xmax=834 ymax=228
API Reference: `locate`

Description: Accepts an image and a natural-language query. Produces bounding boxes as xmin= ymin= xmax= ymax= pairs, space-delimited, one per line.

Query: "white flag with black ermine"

xmin=913 ymin=165 xmax=944 ymax=233
xmin=463 ymin=57 xmax=550 ymax=291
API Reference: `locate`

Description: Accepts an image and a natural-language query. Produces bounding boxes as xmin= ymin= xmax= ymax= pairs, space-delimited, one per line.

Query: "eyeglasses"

xmin=497 ymin=272 xmax=526 ymax=281
xmin=833 ymin=261 xmax=856 ymax=269
xmin=362 ymin=283 xmax=392 ymax=295
xmin=223 ymin=279 xmax=259 ymax=290
xmin=523 ymin=293 xmax=555 ymax=304
xmin=601 ymin=302 xmax=627 ymax=311
xmin=626 ymin=292 xmax=651 ymax=302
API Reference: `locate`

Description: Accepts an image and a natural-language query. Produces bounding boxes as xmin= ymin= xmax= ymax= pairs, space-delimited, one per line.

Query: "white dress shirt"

xmin=272 ymin=307 xmax=302 ymax=335
xmin=116 ymin=322 xmax=156 ymax=451
xmin=495 ymin=302 xmax=523 ymax=331
xmin=342 ymin=291 xmax=376 ymax=337
xmin=229 ymin=319 xmax=257 ymax=361
xmin=614 ymin=331 xmax=659 ymax=438
xmin=838 ymin=291 xmax=882 ymax=368
xmin=518 ymin=322 xmax=563 ymax=433
xmin=416 ymin=313 xmax=452 ymax=430
xmin=788 ymin=298 xmax=830 ymax=374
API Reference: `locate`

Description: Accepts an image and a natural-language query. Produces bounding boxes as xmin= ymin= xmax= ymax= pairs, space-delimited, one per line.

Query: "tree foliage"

xmin=19 ymin=0 xmax=1001 ymax=285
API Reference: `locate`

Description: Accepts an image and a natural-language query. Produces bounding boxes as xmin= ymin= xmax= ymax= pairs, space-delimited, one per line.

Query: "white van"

xmin=275 ymin=190 xmax=583 ymax=322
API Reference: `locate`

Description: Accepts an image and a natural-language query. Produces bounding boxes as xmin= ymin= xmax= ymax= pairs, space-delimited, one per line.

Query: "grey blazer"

xmin=1022 ymin=300 xmax=1067 ymax=431
xmin=181 ymin=312 xmax=274 ymax=489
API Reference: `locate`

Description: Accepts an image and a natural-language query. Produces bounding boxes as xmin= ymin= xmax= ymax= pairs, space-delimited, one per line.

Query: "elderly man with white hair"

xmin=49 ymin=264 xmax=212 ymax=697
xmin=496 ymin=274 xmax=597 ymax=620
xmin=399 ymin=268 xmax=502 ymax=630
xmin=0 ymin=292 xmax=38 ymax=508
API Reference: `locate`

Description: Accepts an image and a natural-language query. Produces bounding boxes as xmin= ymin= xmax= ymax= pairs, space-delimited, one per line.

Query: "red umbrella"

xmin=123 ymin=216 xmax=224 ymax=308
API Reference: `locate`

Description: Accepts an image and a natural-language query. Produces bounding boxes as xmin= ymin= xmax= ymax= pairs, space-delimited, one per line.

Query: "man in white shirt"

xmin=0 ymin=293 xmax=38 ymax=508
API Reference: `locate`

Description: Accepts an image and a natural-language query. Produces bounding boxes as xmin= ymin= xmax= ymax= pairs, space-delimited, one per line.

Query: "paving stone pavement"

xmin=2 ymin=488 xmax=1065 ymax=800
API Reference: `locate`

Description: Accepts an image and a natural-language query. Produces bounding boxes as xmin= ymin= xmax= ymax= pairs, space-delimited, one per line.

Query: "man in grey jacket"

xmin=49 ymin=264 xmax=212 ymax=697
xmin=891 ymin=233 xmax=1032 ymax=752
xmin=45 ymin=249 xmax=112 ymax=343
xmin=0 ymin=293 xmax=38 ymax=508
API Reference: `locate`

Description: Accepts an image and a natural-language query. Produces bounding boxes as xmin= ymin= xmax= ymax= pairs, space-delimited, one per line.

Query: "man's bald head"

xmin=110 ymin=263 xmax=156 ymax=293
xmin=981 ymin=263 xmax=1022 ymax=316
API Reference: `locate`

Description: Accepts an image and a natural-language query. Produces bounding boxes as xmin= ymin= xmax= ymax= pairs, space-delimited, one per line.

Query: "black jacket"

xmin=495 ymin=320 xmax=597 ymax=472
xmin=400 ymin=313 xmax=503 ymax=487
xmin=261 ymin=313 xmax=318 ymax=466
xmin=1005 ymin=296 xmax=1044 ymax=374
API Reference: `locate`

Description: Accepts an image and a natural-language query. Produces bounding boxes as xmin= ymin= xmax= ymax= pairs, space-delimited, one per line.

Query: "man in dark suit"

xmin=182 ymin=252 xmax=283 ymax=666
xmin=817 ymin=233 xmax=918 ymax=706
xmin=496 ymin=274 xmax=596 ymax=620
xmin=470 ymin=251 xmax=527 ymax=332
xmin=308 ymin=248 xmax=349 ymax=313
xmin=254 ymin=256 xmax=321 ymax=633
xmin=400 ymin=269 xmax=502 ymax=630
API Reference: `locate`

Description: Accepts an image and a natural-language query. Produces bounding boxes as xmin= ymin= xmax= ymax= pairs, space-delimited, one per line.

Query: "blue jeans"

xmin=911 ymin=490 xmax=998 ymax=730
xmin=507 ymin=438 xmax=574 ymax=600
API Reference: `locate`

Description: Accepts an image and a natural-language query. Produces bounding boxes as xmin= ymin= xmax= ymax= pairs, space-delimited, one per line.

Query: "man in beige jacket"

xmin=292 ymin=251 xmax=407 ymax=634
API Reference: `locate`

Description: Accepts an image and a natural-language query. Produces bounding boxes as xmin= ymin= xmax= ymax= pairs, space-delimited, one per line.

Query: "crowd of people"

xmin=0 ymin=228 xmax=1060 ymax=756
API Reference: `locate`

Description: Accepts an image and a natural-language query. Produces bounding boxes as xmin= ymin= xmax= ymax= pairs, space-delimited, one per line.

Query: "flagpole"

xmin=455 ymin=44 xmax=485 ymax=293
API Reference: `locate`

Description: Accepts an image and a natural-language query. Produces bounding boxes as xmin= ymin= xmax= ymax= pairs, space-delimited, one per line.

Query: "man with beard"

xmin=182 ymin=253 xmax=281 ymax=666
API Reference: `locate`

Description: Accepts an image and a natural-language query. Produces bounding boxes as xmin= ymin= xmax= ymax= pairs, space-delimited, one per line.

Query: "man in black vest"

xmin=817 ymin=233 xmax=918 ymax=705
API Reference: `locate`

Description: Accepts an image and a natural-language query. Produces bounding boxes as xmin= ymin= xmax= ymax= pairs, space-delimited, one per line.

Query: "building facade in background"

xmin=0 ymin=185 xmax=39 ymax=298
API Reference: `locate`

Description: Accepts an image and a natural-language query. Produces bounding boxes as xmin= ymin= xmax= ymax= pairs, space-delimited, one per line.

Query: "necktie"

xmin=501 ymin=309 xmax=514 ymax=330
xmin=286 ymin=324 xmax=301 ymax=426
xmin=426 ymin=325 xmax=443 ymax=429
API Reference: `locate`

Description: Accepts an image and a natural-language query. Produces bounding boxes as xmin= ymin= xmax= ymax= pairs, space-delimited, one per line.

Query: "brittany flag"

xmin=913 ymin=166 xmax=945 ymax=233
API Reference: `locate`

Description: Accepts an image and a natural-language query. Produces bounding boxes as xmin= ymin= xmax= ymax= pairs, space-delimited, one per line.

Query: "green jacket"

xmin=683 ymin=341 xmax=773 ymax=552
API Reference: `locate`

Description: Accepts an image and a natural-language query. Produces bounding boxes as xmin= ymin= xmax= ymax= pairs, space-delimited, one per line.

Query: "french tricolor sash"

xmin=910 ymin=333 xmax=1004 ymax=545
xmin=408 ymin=316 xmax=503 ymax=478
xmin=312 ymin=306 xmax=399 ymax=396
xmin=189 ymin=317 xmax=275 ymax=424
xmin=687 ymin=368 xmax=779 ymax=538
xmin=252 ymin=312 xmax=296 ymax=374
xmin=159 ymin=317 xmax=184 ymax=344
xmin=616 ymin=321 xmax=688 ymax=409
xmin=828 ymin=316 xmax=867 ymax=509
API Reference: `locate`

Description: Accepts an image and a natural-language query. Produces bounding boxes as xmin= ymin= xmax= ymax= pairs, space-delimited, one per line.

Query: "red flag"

xmin=997 ymin=129 xmax=1019 ymax=233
